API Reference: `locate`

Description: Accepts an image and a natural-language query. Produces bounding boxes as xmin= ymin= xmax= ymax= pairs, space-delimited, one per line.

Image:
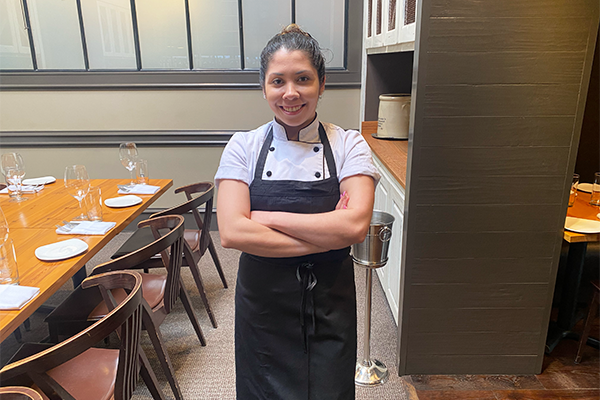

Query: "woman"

xmin=215 ymin=24 xmax=379 ymax=400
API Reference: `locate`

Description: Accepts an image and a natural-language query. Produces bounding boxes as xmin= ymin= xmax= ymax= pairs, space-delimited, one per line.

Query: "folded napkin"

xmin=118 ymin=184 xmax=160 ymax=195
xmin=56 ymin=221 xmax=117 ymax=235
xmin=0 ymin=185 xmax=44 ymax=194
xmin=0 ymin=285 xmax=40 ymax=310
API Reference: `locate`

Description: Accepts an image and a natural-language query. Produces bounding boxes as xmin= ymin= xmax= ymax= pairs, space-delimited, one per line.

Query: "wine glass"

xmin=119 ymin=142 xmax=139 ymax=187
xmin=1 ymin=153 xmax=27 ymax=203
xmin=0 ymin=205 xmax=8 ymax=244
xmin=64 ymin=165 xmax=91 ymax=221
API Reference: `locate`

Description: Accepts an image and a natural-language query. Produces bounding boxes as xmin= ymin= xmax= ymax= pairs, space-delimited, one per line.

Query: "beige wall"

xmin=0 ymin=89 xmax=360 ymax=131
xmin=0 ymin=88 xmax=360 ymax=208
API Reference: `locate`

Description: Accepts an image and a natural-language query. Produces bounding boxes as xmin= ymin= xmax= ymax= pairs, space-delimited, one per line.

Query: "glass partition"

xmin=297 ymin=0 xmax=345 ymax=68
xmin=28 ymin=0 xmax=85 ymax=69
xmin=242 ymin=0 xmax=290 ymax=69
xmin=189 ymin=0 xmax=240 ymax=69
xmin=135 ymin=0 xmax=188 ymax=69
xmin=0 ymin=0 xmax=33 ymax=70
xmin=80 ymin=0 xmax=136 ymax=70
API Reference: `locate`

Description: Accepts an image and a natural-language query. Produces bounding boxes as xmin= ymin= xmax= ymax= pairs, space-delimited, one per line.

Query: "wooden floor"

xmin=405 ymin=319 xmax=599 ymax=400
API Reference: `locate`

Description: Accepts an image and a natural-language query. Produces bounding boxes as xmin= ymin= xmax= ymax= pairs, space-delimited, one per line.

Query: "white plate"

xmin=564 ymin=217 xmax=600 ymax=234
xmin=577 ymin=183 xmax=594 ymax=193
xmin=104 ymin=195 xmax=143 ymax=208
xmin=22 ymin=176 xmax=56 ymax=185
xmin=35 ymin=238 xmax=89 ymax=261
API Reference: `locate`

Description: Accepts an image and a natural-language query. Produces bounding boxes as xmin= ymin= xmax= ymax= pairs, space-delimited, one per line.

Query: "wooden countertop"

xmin=361 ymin=121 xmax=409 ymax=188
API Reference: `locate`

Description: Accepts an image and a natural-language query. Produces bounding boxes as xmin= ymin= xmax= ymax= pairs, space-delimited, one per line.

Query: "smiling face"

xmin=263 ymin=49 xmax=325 ymax=137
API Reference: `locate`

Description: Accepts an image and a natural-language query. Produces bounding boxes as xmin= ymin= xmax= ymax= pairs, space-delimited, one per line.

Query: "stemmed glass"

xmin=0 ymin=205 xmax=9 ymax=244
xmin=119 ymin=142 xmax=139 ymax=187
xmin=1 ymin=153 xmax=27 ymax=203
xmin=64 ymin=165 xmax=91 ymax=221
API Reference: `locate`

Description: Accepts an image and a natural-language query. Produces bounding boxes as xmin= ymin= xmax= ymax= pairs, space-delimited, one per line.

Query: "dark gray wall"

xmin=397 ymin=0 xmax=599 ymax=374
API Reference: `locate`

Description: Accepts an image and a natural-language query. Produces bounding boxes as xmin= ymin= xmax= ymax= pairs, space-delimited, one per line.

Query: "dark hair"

xmin=259 ymin=24 xmax=326 ymax=88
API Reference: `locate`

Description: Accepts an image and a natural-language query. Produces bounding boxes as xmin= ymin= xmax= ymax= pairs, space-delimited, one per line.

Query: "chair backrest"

xmin=92 ymin=214 xmax=186 ymax=314
xmin=152 ymin=182 xmax=214 ymax=257
xmin=0 ymin=387 xmax=44 ymax=400
xmin=0 ymin=271 xmax=143 ymax=400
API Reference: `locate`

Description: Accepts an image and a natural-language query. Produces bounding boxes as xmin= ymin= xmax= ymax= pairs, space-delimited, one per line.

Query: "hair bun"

xmin=280 ymin=23 xmax=312 ymax=38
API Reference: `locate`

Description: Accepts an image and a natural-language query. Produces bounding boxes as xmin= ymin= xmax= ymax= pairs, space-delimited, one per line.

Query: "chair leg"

xmin=141 ymin=303 xmax=185 ymax=400
xmin=179 ymin=281 xmax=206 ymax=346
xmin=12 ymin=326 xmax=22 ymax=343
xmin=208 ymin=237 xmax=228 ymax=289
xmin=188 ymin=258 xmax=218 ymax=328
xmin=139 ymin=347 xmax=167 ymax=400
xmin=575 ymin=290 xmax=599 ymax=364
xmin=12 ymin=318 xmax=33 ymax=343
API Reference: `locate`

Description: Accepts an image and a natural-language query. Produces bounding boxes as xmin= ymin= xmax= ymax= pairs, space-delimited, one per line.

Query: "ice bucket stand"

xmin=352 ymin=211 xmax=394 ymax=386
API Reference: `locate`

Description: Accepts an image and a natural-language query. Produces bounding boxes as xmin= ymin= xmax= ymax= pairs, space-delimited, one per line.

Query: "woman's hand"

xmin=336 ymin=191 xmax=349 ymax=210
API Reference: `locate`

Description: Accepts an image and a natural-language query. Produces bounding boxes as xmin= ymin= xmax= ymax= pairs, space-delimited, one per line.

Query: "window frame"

xmin=0 ymin=0 xmax=362 ymax=90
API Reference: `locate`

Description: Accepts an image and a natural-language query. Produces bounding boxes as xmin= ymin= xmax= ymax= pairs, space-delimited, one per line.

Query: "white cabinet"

xmin=398 ymin=0 xmax=417 ymax=45
xmin=384 ymin=0 xmax=399 ymax=46
xmin=372 ymin=155 xmax=405 ymax=325
xmin=365 ymin=0 xmax=417 ymax=53
xmin=365 ymin=0 xmax=384 ymax=48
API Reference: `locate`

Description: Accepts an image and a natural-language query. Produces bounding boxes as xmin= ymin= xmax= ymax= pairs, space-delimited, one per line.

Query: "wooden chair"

xmin=45 ymin=215 xmax=203 ymax=400
xmin=0 ymin=386 xmax=44 ymax=400
xmin=11 ymin=319 xmax=30 ymax=343
xmin=575 ymin=280 xmax=600 ymax=364
xmin=0 ymin=271 xmax=166 ymax=400
xmin=112 ymin=182 xmax=227 ymax=328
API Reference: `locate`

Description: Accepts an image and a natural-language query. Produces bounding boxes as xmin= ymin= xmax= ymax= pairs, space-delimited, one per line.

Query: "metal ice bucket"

xmin=351 ymin=210 xmax=395 ymax=268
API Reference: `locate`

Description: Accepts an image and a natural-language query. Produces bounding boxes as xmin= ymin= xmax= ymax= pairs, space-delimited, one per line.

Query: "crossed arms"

xmin=217 ymin=175 xmax=375 ymax=257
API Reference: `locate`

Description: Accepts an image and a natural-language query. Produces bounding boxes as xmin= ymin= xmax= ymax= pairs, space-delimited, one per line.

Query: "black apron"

xmin=235 ymin=123 xmax=357 ymax=400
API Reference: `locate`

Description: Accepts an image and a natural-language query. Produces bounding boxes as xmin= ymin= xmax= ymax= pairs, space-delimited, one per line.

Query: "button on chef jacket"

xmin=215 ymin=117 xmax=380 ymax=187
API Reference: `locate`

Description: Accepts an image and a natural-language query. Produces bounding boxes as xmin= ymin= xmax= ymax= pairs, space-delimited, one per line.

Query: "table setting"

xmin=0 ymin=204 xmax=40 ymax=311
xmin=0 ymin=185 xmax=45 ymax=195
xmin=1 ymin=153 xmax=31 ymax=203
xmin=564 ymin=171 xmax=600 ymax=236
xmin=0 ymin=146 xmax=172 ymax=341
xmin=547 ymin=171 xmax=600 ymax=353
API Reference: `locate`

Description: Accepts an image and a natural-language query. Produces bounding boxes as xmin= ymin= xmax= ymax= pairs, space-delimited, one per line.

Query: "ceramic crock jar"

xmin=376 ymin=94 xmax=411 ymax=139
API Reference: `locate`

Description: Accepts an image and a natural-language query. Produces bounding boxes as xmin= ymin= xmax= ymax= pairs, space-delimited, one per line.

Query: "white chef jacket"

xmin=215 ymin=117 xmax=380 ymax=187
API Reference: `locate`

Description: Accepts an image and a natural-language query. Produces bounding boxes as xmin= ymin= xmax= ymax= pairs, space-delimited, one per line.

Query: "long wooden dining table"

xmin=0 ymin=178 xmax=172 ymax=342
xmin=546 ymin=188 xmax=600 ymax=352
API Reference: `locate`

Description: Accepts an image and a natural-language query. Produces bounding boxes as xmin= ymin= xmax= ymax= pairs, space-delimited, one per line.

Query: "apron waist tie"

xmin=297 ymin=262 xmax=317 ymax=354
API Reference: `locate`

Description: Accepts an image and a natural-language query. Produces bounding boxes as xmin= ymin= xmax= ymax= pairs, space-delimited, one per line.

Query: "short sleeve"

xmin=337 ymin=129 xmax=381 ymax=185
xmin=214 ymin=132 xmax=251 ymax=187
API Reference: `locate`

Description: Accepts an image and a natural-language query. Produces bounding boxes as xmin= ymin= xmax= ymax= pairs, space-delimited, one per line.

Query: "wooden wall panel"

xmin=428 ymin=18 xmax=591 ymax=53
xmin=420 ymin=117 xmax=575 ymax=147
xmin=397 ymin=0 xmax=599 ymax=375
xmin=430 ymin=0 xmax=592 ymax=18
xmin=423 ymin=85 xmax=580 ymax=117
xmin=417 ymin=147 xmax=570 ymax=177
xmin=410 ymin=258 xmax=552 ymax=284
xmin=405 ymin=355 xmax=539 ymax=375
xmin=413 ymin=205 xmax=563 ymax=233
xmin=408 ymin=333 xmax=541 ymax=355
xmin=409 ymin=308 xmax=545 ymax=333
xmin=425 ymin=52 xmax=585 ymax=85
xmin=409 ymin=283 xmax=549 ymax=309
xmin=412 ymin=232 xmax=557 ymax=259
xmin=415 ymin=176 xmax=564 ymax=205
